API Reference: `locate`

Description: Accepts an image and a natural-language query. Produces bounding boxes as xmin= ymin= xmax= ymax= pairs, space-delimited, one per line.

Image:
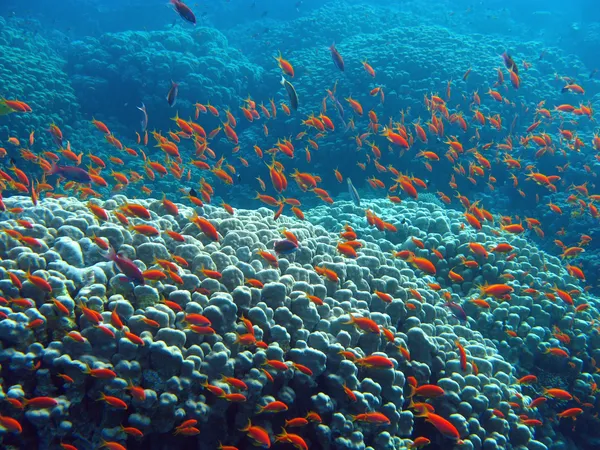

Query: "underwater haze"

xmin=0 ymin=0 xmax=599 ymax=449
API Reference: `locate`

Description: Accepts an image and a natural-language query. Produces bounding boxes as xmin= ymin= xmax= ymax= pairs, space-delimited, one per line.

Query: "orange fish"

xmin=274 ymin=51 xmax=294 ymax=77
xmin=240 ymin=420 xmax=271 ymax=447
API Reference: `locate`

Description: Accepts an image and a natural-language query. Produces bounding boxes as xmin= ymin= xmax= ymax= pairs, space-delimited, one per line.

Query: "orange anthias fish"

xmin=417 ymin=410 xmax=463 ymax=443
xmin=6 ymin=28 xmax=600 ymax=450
xmin=240 ymin=420 xmax=271 ymax=447
xmin=274 ymin=51 xmax=294 ymax=77
xmin=406 ymin=253 xmax=437 ymax=275
xmin=355 ymin=355 xmax=394 ymax=369
xmin=344 ymin=313 xmax=380 ymax=333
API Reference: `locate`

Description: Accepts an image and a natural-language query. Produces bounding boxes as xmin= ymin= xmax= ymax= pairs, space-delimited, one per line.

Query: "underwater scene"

xmin=0 ymin=0 xmax=600 ymax=449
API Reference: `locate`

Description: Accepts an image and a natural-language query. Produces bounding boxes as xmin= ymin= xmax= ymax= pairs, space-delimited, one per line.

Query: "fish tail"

xmin=239 ymin=419 xmax=252 ymax=432
xmin=408 ymin=384 xmax=416 ymax=399
xmin=407 ymin=397 xmax=418 ymax=410
xmin=105 ymin=246 xmax=116 ymax=262
xmin=477 ymin=283 xmax=486 ymax=297
xmin=48 ymin=162 xmax=59 ymax=176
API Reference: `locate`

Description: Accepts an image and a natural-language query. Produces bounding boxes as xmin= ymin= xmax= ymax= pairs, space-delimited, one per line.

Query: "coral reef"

xmin=0 ymin=17 xmax=80 ymax=149
xmin=67 ymin=26 xmax=264 ymax=131
xmin=0 ymin=1 xmax=598 ymax=449
xmin=0 ymin=194 xmax=595 ymax=449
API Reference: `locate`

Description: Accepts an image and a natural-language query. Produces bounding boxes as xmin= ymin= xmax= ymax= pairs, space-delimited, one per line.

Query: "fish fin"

xmin=105 ymin=246 xmax=116 ymax=261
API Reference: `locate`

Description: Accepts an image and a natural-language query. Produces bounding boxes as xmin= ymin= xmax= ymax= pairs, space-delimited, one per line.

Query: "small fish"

xmin=280 ymin=76 xmax=298 ymax=111
xmin=137 ymin=103 xmax=148 ymax=131
xmin=347 ymin=177 xmax=360 ymax=206
xmin=50 ymin=164 xmax=91 ymax=183
xmin=330 ymin=43 xmax=345 ymax=71
xmin=273 ymin=239 xmax=298 ymax=255
xmin=106 ymin=247 xmax=145 ymax=285
xmin=170 ymin=0 xmax=196 ymax=25
xmin=443 ymin=302 xmax=467 ymax=322
xmin=0 ymin=100 xmax=17 ymax=116
xmin=462 ymin=67 xmax=472 ymax=81
xmin=501 ymin=51 xmax=518 ymax=75
xmin=166 ymin=81 xmax=179 ymax=107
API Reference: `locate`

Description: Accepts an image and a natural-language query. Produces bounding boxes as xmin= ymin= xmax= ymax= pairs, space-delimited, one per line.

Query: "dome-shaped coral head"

xmin=273 ymin=238 xmax=298 ymax=255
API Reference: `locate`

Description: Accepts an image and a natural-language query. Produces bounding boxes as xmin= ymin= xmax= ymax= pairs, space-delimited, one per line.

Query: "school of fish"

xmin=0 ymin=2 xmax=599 ymax=449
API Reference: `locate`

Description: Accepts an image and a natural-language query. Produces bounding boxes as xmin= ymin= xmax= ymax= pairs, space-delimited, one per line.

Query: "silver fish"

xmin=334 ymin=97 xmax=344 ymax=120
xmin=326 ymin=90 xmax=346 ymax=129
xmin=347 ymin=177 xmax=360 ymax=206
xmin=280 ymin=75 xmax=298 ymax=111
xmin=137 ymin=102 xmax=148 ymax=131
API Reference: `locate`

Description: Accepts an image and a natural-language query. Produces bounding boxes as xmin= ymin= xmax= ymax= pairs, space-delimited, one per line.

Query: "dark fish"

xmin=273 ymin=239 xmax=298 ymax=255
xmin=501 ymin=51 xmax=518 ymax=75
xmin=280 ymin=76 xmax=298 ymax=111
xmin=170 ymin=0 xmax=196 ymax=25
xmin=167 ymin=81 xmax=179 ymax=107
xmin=50 ymin=164 xmax=91 ymax=183
xmin=330 ymin=43 xmax=344 ymax=71
xmin=347 ymin=178 xmax=360 ymax=207
xmin=106 ymin=247 xmax=145 ymax=285
xmin=590 ymin=69 xmax=598 ymax=79
xmin=443 ymin=302 xmax=467 ymax=322
xmin=189 ymin=188 xmax=198 ymax=198
xmin=462 ymin=68 xmax=472 ymax=81
xmin=560 ymin=85 xmax=570 ymax=94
